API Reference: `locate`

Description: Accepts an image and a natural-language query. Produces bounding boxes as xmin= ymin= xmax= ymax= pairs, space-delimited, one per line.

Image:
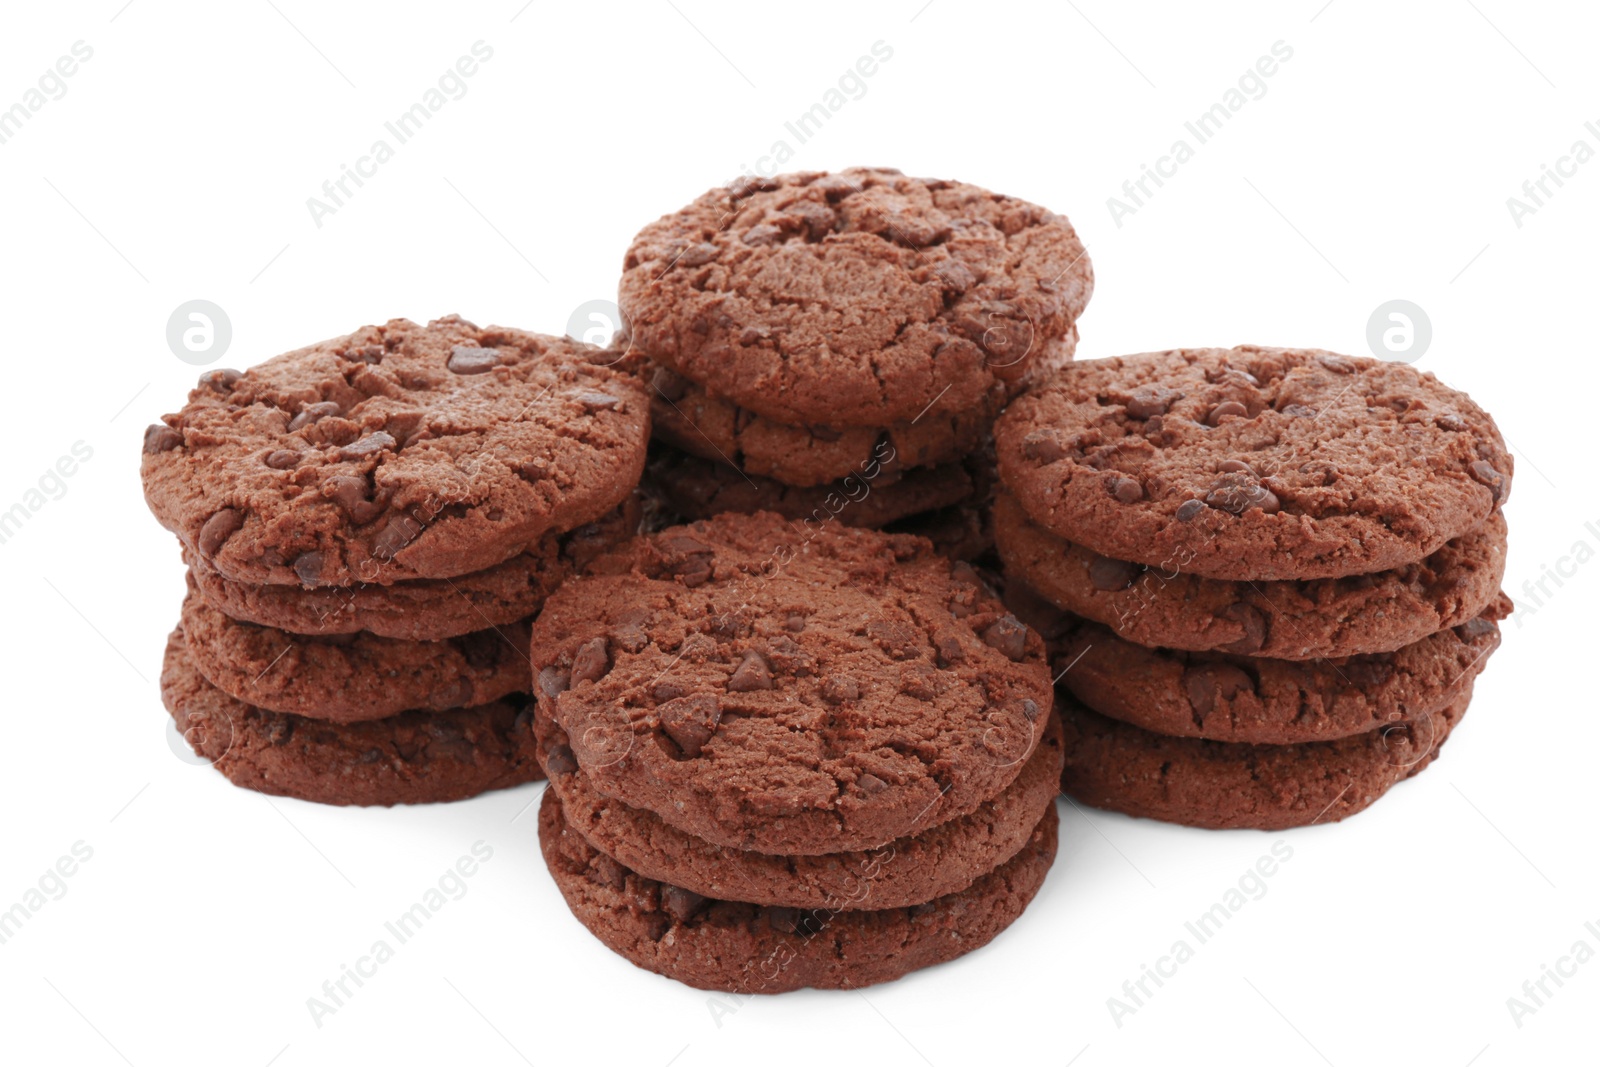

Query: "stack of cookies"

xmin=620 ymin=167 xmax=1092 ymax=559
xmin=529 ymin=513 xmax=1061 ymax=991
xmin=993 ymin=346 xmax=1512 ymax=830
xmin=141 ymin=316 xmax=650 ymax=805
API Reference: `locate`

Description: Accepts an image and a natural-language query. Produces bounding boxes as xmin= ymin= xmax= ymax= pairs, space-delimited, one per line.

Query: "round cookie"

xmin=995 ymin=346 xmax=1511 ymax=580
xmin=539 ymin=788 xmax=1058 ymax=992
xmin=182 ymin=499 xmax=638 ymax=641
xmin=646 ymin=330 xmax=1074 ymax=488
xmin=621 ymin=168 xmax=1092 ymax=430
xmin=644 ymin=445 xmax=976 ymax=531
xmin=179 ymin=580 xmax=530 ymax=722
xmin=161 ymin=629 xmax=541 ymax=806
xmin=995 ymin=489 xmax=1509 ymax=659
xmin=1053 ymin=601 xmax=1504 ymax=745
xmin=529 ymin=512 xmax=1054 ymax=856
xmin=1059 ymin=686 xmax=1473 ymax=831
xmin=536 ymin=707 xmax=1064 ymax=909
xmin=141 ymin=316 xmax=650 ymax=588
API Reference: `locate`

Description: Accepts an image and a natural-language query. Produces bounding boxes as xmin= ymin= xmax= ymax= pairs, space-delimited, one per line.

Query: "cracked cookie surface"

xmin=528 ymin=512 xmax=1054 ymax=855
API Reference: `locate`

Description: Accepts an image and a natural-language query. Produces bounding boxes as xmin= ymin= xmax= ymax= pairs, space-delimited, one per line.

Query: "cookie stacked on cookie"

xmin=141 ymin=316 xmax=650 ymax=805
xmin=622 ymin=168 xmax=1092 ymax=557
xmin=993 ymin=346 xmax=1512 ymax=830
xmin=530 ymin=513 xmax=1060 ymax=991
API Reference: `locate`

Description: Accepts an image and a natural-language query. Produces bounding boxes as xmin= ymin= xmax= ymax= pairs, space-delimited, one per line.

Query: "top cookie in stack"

xmin=141 ymin=315 xmax=650 ymax=805
xmin=622 ymin=168 xmax=1092 ymax=548
xmin=993 ymin=345 xmax=1512 ymax=829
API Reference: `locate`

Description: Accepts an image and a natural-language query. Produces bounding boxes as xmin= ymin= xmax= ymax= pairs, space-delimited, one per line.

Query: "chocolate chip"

xmin=727 ymin=651 xmax=773 ymax=692
xmin=1019 ymin=698 xmax=1041 ymax=722
xmin=981 ymin=615 xmax=1028 ymax=662
xmin=570 ymin=637 xmax=610 ymax=686
xmin=264 ymin=449 xmax=300 ymax=469
xmin=1219 ymin=603 xmax=1267 ymax=654
xmin=1125 ymin=386 xmax=1180 ymax=419
xmin=1206 ymin=401 xmax=1249 ymax=426
xmin=1183 ymin=664 xmax=1253 ymax=719
xmin=517 ymin=458 xmax=549 ymax=483
xmin=808 ymin=424 xmax=843 ymax=442
xmin=544 ymin=743 xmax=578 ymax=775
xmin=1316 ymin=353 xmax=1355 ymax=374
xmin=574 ymin=391 xmax=621 ymax=411
xmin=428 ymin=679 xmax=472 ymax=709
xmin=1435 ymin=413 xmax=1465 ymax=432
xmin=661 ymin=886 xmax=708 ymax=923
xmin=197 ymin=508 xmax=244 ymax=558
xmin=537 ymin=666 xmax=570 ymax=699
xmin=263 ymin=717 xmax=293 ymax=745
xmin=659 ymin=693 xmax=721 ymax=757
xmin=371 ymin=513 xmax=423 ymax=560
xmin=613 ymin=625 xmax=650 ymax=654
xmin=292 ymin=551 xmax=325 ymax=586
xmin=1106 ymin=473 xmax=1144 ymax=503
xmin=1205 ymin=477 xmax=1281 ymax=515
xmin=650 ymin=365 xmax=690 ymax=402
xmin=1468 ymin=460 xmax=1506 ymax=503
xmin=447 ymin=346 xmax=498 ymax=374
xmin=1175 ymin=499 xmax=1206 ymax=522
xmin=1282 ymin=403 xmax=1317 ymax=418
xmin=766 ymin=907 xmax=800 ymax=935
xmin=653 ymin=682 xmax=686 ymax=702
xmin=1218 ymin=459 xmax=1254 ymax=475
xmin=143 ymin=424 xmax=183 ymax=454
xmin=350 ymin=344 xmax=384 ymax=364
xmin=199 ymin=368 xmax=241 ymax=392
xmin=1456 ymin=617 xmax=1497 ymax=640
xmin=678 ymin=242 xmax=718 ymax=267
xmin=821 ymin=676 xmax=858 ymax=704
xmin=1087 ymin=554 xmax=1136 ymax=591
xmin=1021 ymin=429 xmax=1065 ymax=464
xmin=288 ymin=401 xmax=341 ymax=431
xmin=339 ymin=431 xmax=396 ymax=460
xmin=936 ymin=634 xmax=965 ymax=664
xmin=658 ymin=533 xmax=715 ymax=588
xmin=325 ymin=475 xmax=379 ymax=523
xmin=587 ymin=852 xmax=626 ymax=891
xmin=784 ymin=613 xmax=806 ymax=633
xmin=856 ymin=772 xmax=888 ymax=795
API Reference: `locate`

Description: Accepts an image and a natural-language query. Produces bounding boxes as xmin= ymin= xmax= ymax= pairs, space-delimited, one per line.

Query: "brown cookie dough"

xmin=161 ymin=629 xmax=541 ymax=806
xmin=180 ymin=579 xmax=530 ymax=722
xmin=996 ymin=346 xmax=1511 ymax=580
xmin=529 ymin=513 xmax=1054 ymax=855
xmin=621 ymin=168 xmax=1091 ymax=430
xmin=1059 ymin=686 xmax=1472 ymax=831
xmin=646 ymin=330 xmax=1074 ymax=488
xmin=142 ymin=316 xmax=649 ymax=587
xmin=1053 ymin=601 xmax=1505 ymax=745
xmin=539 ymin=788 xmax=1058 ymax=992
xmin=995 ymin=489 xmax=1509 ymax=659
xmin=537 ymin=707 xmax=1063 ymax=909
xmin=643 ymin=445 xmax=975 ymax=531
xmin=182 ymin=499 xmax=638 ymax=641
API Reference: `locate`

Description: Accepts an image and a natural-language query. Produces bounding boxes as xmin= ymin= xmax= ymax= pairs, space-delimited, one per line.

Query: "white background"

xmin=1 ymin=1 xmax=1594 ymax=1064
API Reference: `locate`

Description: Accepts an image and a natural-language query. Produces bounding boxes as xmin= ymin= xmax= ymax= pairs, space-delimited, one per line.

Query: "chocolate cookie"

xmin=995 ymin=490 xmax=1509 ymax=659
xmin=537 ymin=707 xmax=1063 ymax=909
xmin=644 ymin=445 xmax=975 ymax=531
xmin=647 ymin=330 xmax=1073 ymax=488
xmin=180 ymin=580 xmax=530 ymax=722
xmin=621 ymin=168 xmax=1092 ymax=431
xmin=530 ymin=513 xmax=1054 ymax=855
xmin=161 ymin=629 xmax=540 ymax=806
xmin=539 ymin=788 xmax=1057 ymax=992
xmin=996 ymin=347 xmax=1511 ymax=580
xmin=142 ymin=316 xmax=649 ymax=588
xmin=1059 ymin=686 xmax=1472 ymax=831
xmin=1054 ymin=601 xmax=1504 ymax=745
xmin=182 ymin=499 xmax=638 ymax=641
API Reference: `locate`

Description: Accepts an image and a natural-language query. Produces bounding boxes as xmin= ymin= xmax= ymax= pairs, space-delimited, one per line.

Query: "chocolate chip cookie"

xmin=142 ymin=316 xmax=649 ymax=588
xmin=996 ymin=347 xmax=1511 ymax=580
xmin=161 ymin=629 xmax=540 ymax=806
xmin=996 ymin=490 xmax=1509 ymax=659
xmin=537 ymin=707 xmax=1063 ymax=909
xmin=1059 ymin=686 xmax=1472 ymax=831
xmin=1054 ymin=599 xmax=1504 ymax=745
xmin=180 ymin=579 xmax=530 ymax=722
xmin=621 ymin=168 xmax=1092 ymax=432
xmin=539 ymin=787 xmax=1057 ymax=992
xmin=529 ymin=512 xmax=1054 ymax=855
